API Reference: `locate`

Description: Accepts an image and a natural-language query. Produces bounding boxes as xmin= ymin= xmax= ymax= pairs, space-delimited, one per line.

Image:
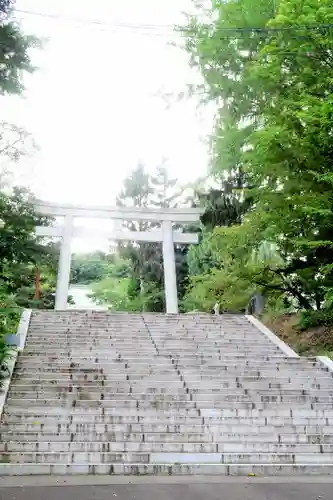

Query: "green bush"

xmin=298 ymin=309 xmax=333 ymax=331
xmin=0 ymin=292 xmax=21 ymax=384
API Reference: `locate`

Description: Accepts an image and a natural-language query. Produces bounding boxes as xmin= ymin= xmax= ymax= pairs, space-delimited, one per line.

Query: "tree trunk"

xmin=34 ymin=268 xmax=41 ymax=300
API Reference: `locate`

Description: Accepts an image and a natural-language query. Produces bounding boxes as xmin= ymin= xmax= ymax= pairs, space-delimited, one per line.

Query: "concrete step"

xmin=185 ymin=376 xmax=333 ymax=383
xmin=190 ymin=383 xmax=333 ymax=390
xmin=6 ymin=393 xmax=192 ymax=402
xmin=5 ymin=407 xmax=333 ymax=419
xmin=7 ymin=388 xmax=188 ymax=398
xmin=7 ymin=396 xmax=333 ymax=409
xmin=27 ymin=338 xmax=272 ymax=345
xmin=176 ymin=360 xmax=319 ymax=367
xmin=6 ymin=389 xmax=333 ymax=401
xmin=24 ymin=347 xmax=279 ymax=354
xmin=4 ymin=407 xmax=333 ymax=419
xmin=14 ymin=363 xmax=326 ymax=373
xmin=13 ymin=361 xmax=329 ymax=373
xmin=0 ymin=462 xmax=333 ymax=476
xmin=4 ymin=407 xmax=200 ymax=416
xmin=21 ymin=351 xmax=284 ymax=359
xmin=3 ymin=414 xmax=331 ymax=426
xmin=2 ymin=441 xmax=332 ymax=454
xmin=5 ymin=398 xmax=196 ymax=410
xmin=25 ymin=333 xmax=271 ymax=339
xmin=11 ymin=374 xmax=182 ymax=382
xmin=7 ymin=402 xmax=333 ymax=415
xmin=18 ymin=366 xmax=325 ymax=377
xmin=178 ymin=362 xmax=322 ymax=369
xmin=27 ymin=340 xmax=272 ymax=348
xmin=4 ymin=421 xmax=333 ymax=434
xmin=13 ymin=367 xmax=179 ymax=375
xmin=8 ymin=382 xmax=186 ymax=391
xmin=18 ymin=355 xmax=173 ymax=362
xmin=180 ymin=371 xmax=329 ymax=378
xmin=0 ymin=431 xmax=279 ymax=443
xmin=192 ymin=392 xmax=333 ymax=401
xmin=27 ymin=331 xmax=269 ymax=337
xmin=1 ymin=431 xmax=331 ymax=445
xmin=8 ymin=388 xmax=333 ymax=400
xmin=25 ymin=341 xmax=276 ymax=349
xmin=11 ymin=377 xmax=332 ymax=388
xmin=8 ymin=379 xmax=333 ymax=391
xmin=2 ymin=451 xmax=333 ymax=465
xmin=28 ymin=329 xmax=264 ymax=335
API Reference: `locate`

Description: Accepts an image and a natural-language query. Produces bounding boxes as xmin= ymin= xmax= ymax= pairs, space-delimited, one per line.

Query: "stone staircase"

xmin=1 ymin=310 xmax=333 ymax=476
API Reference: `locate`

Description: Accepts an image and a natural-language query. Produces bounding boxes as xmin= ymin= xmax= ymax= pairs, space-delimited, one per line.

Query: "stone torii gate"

xmin=34 ymin=202 xmax=202 ymax=313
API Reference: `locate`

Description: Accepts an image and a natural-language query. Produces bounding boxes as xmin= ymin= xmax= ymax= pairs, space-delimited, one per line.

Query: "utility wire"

xmin=14 ymin=8 xmax=333 ymax=35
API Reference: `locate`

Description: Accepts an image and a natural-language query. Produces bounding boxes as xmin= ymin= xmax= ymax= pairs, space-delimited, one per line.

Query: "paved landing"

xmin=0 ymin=481 xmax=331 ymax=500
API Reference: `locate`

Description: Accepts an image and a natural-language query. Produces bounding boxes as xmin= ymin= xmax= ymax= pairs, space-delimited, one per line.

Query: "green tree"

xmin=0 ymin=188 xmax=60 ymax=308
xmin=71 ymin=251 xmax=109 ymax=285
xmin=113 ymin=163 xmax=193 ymax=311
xmin=181 ymin=0 xmax=277 ymax=176
xmin=150 ymin=162 xmax=179 ymax=209
xmin=0 ymin=0 xmax=44 ymax=377
xmin=183 ymin=221 xmax=286 ymax=313
xmin=0 ymin=188 xmax=50 ymax=280
xmin=182 ymin=0 xmax=333 ymax=313
xmin=116 ymin=164 xmax=178 ymax=311
xmin=242 ymin=0 xmax=333 ymax=309
xmin=0 ymin=0 xmax=37 ymax=95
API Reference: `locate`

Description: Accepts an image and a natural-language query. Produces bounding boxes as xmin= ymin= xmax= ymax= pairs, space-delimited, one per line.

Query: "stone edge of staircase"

xmin=0 ymin=309 xmax=32 ymax=420
xmin=245 ymin=315 xmax=299 ymax=358
xmin=246 ymin=314 xmax=333 ymax=374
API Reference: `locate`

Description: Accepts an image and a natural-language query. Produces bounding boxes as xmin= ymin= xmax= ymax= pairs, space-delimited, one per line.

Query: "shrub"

xmin=0 ymin=292 xmax=21 ymax=384
xmin=298 ymin=309 xmax=333 ymax=331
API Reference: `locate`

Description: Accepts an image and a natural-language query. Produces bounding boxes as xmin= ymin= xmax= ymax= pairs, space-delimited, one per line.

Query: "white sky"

xmin=1 ymin=0 xmax=213 ymax=251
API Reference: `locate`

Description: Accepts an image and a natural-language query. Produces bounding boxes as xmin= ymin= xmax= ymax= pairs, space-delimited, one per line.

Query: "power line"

xmin=14 ymin=8 xmax=177 ymax=30
xmin=14 ymin=8 xmax=333 ymax=35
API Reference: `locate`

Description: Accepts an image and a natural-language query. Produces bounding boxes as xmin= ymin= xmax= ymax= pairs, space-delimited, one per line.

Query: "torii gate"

xmin=34 ymin=201 xmax=202 ymax=313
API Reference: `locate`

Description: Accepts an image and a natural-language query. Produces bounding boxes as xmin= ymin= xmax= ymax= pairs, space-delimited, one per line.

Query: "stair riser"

xmin=1 ymin=442 xmax=331 ymax=453
xmin=23 ymin=359 xmax=311 ymax=368
xmin=7 ymin=396 xmax=333 ymax=407
xmin=6 ymin=408 xmax=333 ymax=418
xmin=26 ymin=340 xmax=274 ymax=346
xmin=7 ymin=389 xmax=190 ymax=398
xmin=9 ymin=381 xmax=333 ymax=392
xmin=7 ymin=404 xmax=333 ymax=415
xmin=1 ymin=432 xmax=330 ymax=444
xmin=8 ymin=388 xmax=333 ymax=399
xmin=13 ymin=367 xmax=178 ymax=374
xmin=10 ymin=380 xmax=332 ymax=391
xmin=15 ymin=365 xmax=325 ymax=374
xmin=2 ymin=451 xmax=333 ymax=465
xmin=0 ymin=463 xmax=333 ymax=476
xmin=4 ymin=415 xmax=331 ymax=426
xmin=12 ymin=375 xmax=183 ymax=382
xmin=12 ymin=374 xmax=332 ymax=384
xmin=4 ymin=423 xmax=333 ymax=434
xmin=12 ymin=372 xmax=328 ymax=382
xmin=6 ymin=391 xmax=333 ymax=402
xmin=4 ymin=407 xmax=200 ymax=416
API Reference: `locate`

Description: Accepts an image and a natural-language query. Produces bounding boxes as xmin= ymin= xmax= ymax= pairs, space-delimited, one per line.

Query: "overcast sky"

xmin=1 ymin=0 xmax=213 ymax=251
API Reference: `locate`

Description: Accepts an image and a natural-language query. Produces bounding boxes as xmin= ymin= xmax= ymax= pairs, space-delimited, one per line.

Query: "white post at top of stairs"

xmin=55 ymin=215 xmax=73 ymax=310
xmin=162 ymin=220 xmax=178 ymax=314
